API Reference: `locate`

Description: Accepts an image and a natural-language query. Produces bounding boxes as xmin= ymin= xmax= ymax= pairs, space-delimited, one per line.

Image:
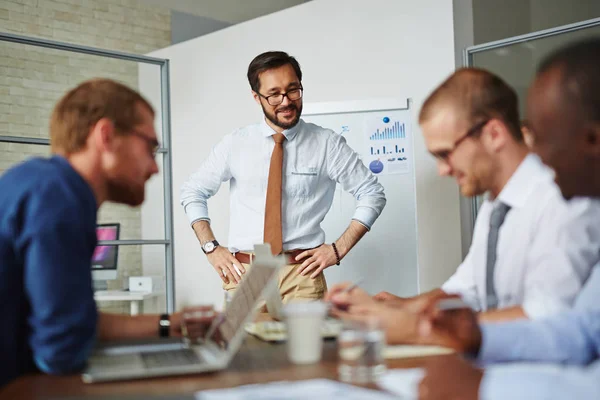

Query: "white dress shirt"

xmin=442 ymin=154 xmax=600 ymax=318
xmin=181 ymin=119 xmax=386 ymax=252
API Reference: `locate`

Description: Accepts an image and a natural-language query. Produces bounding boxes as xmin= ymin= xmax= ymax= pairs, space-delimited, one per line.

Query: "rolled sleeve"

xmin=180 ymin=134 xmax=233 ymax=225
xmin=480 ymin=362 xmax=600 ymax=400
xmin=184 ymin=203 xmax=211 ymax=226
xmin=326 ymin=133 xmax=386 ymax=227
xmin=352 ymin=206 xmax=379 ymax=230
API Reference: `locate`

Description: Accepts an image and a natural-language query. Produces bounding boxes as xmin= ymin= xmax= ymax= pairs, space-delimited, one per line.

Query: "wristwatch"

xmin=201 ymin=240 xmax=219 ymax=254
xmin=159 ymin=313 xmax=170 ymax=338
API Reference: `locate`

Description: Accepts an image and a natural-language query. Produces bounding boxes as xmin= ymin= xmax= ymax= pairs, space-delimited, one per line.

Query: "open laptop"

xmin=82 ymin=244 xmax=285 ymax=383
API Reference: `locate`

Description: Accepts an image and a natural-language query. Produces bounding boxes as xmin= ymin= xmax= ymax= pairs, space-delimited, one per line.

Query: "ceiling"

xmin=139 ymin=0 xmax=311 ymax=24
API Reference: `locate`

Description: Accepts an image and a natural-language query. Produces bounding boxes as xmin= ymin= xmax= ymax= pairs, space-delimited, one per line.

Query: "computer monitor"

xmin=92 ymin=223 xmax=120 ymax=291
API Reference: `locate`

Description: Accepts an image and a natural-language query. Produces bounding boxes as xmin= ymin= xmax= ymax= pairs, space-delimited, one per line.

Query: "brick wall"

xmin=0 ymin=0 xmax=171 ymax=314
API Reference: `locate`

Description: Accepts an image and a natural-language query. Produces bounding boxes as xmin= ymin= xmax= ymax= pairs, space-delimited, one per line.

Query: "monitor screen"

xmin=92 ymin=224 xmax=120 ymax=270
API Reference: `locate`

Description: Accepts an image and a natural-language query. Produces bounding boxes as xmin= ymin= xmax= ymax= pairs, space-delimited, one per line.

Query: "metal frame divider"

xmin=0 ymin=32 xmax=176 ymax=313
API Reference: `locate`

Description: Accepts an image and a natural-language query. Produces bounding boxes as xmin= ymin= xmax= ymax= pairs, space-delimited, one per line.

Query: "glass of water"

xmin=181 ymin=305 xmax=216 ymax=346
xmin=338 ymin=318 xmax=386 ymax=384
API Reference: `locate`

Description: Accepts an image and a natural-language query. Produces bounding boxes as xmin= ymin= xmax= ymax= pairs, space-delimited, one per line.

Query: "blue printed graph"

xmin=369 ymin=159 xmax=384 ymax=174
xmin=370 ymin=145 xmax=405 ymax=155
xmin=369 ymin=121 xmax=406 ymax=140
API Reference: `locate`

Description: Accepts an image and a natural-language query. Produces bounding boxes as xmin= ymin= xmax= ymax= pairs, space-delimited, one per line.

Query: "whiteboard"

xmin=303 ymin=99 xmax=418 ymax=296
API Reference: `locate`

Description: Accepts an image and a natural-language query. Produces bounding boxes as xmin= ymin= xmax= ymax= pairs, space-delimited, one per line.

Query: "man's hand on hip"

xmin=295 ymin=244 xmax=338 ymax=279
xmin=206 ymin=247 xmax=245 ymax=284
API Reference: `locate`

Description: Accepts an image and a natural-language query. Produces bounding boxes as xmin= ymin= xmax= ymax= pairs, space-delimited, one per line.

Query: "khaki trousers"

xmin=223 ymin=260 xmax=327 ymax=306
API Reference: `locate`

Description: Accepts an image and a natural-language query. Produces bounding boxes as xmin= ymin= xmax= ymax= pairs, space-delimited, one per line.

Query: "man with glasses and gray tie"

xmin=327 ymin=67 xmax=600 ymax=331
xmin=411 ymin=36 xmax=600 ymax=400
xmin=181 ymin=51 xmax=386 ymax=306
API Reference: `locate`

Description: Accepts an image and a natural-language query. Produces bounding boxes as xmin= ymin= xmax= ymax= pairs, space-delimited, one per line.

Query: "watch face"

xmin=204 ymin=242 xmax=215 ymax=252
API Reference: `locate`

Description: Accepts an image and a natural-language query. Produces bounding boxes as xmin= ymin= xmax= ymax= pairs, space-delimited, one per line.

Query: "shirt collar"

xmin=495 ymin=153 xmax=548 ymax=209
xmin=260 ymin=118 xmax=304 ymax=142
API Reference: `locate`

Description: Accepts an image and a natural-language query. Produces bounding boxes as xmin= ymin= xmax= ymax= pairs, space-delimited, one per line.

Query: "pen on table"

xmin=341 ymin=277 xmax=365 ymax=295
xmin=329 ymin=278 xmax=365 ymax=311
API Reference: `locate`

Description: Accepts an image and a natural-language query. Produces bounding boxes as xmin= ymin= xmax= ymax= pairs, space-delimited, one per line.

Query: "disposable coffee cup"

xmin=282 ymin=301 xmax=328 ymax=364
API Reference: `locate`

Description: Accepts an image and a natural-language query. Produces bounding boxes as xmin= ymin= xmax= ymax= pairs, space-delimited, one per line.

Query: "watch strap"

xmin=159 ymin=313 xmax=170 ymax=337
xmin=202 ymin=239 xmax=220 ymax=254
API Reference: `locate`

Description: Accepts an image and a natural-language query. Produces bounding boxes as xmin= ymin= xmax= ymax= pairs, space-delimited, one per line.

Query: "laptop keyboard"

xmin=141 ymin=349 xmax=203 ymax=369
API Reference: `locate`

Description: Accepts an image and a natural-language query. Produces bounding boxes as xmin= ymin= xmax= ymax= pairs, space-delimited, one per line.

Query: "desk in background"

xmin=94 ymin=290 xmax=162 ymax=315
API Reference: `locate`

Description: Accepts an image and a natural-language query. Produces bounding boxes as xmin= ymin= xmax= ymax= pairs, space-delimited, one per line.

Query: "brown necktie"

xmin=264 ymin=133 xmax=285 ymax=255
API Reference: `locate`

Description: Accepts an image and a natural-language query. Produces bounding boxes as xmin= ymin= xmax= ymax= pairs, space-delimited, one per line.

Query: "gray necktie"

xmin=485 ymin=202 xmax=511 ymax=310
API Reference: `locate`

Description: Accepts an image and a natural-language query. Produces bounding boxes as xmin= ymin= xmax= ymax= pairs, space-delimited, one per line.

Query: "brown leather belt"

xmin=234 ymin=249 xmax=309 ymax=265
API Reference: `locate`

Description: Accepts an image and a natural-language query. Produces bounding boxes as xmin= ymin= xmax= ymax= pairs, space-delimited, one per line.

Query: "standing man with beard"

xmin=181 ymin=51 xmax=386 ymax=303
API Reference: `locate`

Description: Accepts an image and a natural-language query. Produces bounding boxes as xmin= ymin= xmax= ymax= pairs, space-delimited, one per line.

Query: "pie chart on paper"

xmin=369 ymin=159 xmax=384 ymax=174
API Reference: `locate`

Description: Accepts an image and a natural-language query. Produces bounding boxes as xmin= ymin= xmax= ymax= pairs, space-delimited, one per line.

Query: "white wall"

xmin=141 ymin=0 xmax=462 ymax=309
xmin=452 ymin=0 xmax=476 ymax=259
xmin=138 ymin=0 xmax=310 ymax=24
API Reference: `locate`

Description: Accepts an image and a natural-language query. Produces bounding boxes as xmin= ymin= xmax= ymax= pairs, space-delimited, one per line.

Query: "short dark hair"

xmin=537 ymin=37 xmax=600 ymax=124
xmin=419 ymin=68 xmax=522 ymax=141
xmin=247 ymin=51 xmax=302 ymax=93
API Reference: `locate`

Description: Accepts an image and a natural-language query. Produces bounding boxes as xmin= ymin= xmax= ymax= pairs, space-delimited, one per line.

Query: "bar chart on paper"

xmin=364 ymin=115 xmax=411 ymax=175
xmin=370 ymin=145 xmax=406 ymax=155
xmin=368 ymin=121 xmax=406 ymax=140
xmin=301 ymin=102 xmax=418 ymax=301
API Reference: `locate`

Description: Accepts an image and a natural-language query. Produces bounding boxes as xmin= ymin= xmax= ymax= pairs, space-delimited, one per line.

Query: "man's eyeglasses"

xmin=258 ymin=87 xmax=303 ymax=106
xmin=129 ymin=130 xmax=160 ymax=159
xmin=430 ymin=119 xmax=490 ymax=162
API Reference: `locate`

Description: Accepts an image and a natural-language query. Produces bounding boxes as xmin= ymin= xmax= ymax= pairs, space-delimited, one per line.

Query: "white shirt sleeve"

xmin=180 ymin=133 xmax=233 ymax=225
xmin=441 ymin=248 xmax=481 ymax=310
xmin=522 ymin=197 xmax=600 ymax=319
xmin=325 ymin=133 xmax=386 ymax=229
xmin=440 ymin=202 xmax=491 ymax=310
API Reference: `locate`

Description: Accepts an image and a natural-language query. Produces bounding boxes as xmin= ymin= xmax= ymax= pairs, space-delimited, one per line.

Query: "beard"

xmin=261 ymin=102 xmax=302 ymax=130
xmin=106 ymin=175 xmax=145 ymax=206
xmin=458 ymin=168 xmax=492 ymax=198
xmin=458 ymin=178 xmax=486 ymax=198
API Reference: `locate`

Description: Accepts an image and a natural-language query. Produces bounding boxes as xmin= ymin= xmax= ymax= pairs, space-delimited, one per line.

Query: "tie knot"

xmin=490 ymin=202 xmax=511 ymax=228
xmin=272 ymin=133 xmax=286 ymax=144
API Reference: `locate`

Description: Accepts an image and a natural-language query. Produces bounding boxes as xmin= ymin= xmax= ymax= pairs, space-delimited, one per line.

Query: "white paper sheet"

xmin=362 ymin=115 xmax=412 ymax=175
xmin=196 ymin=378 xmax=398 ymax=400
xmin=377 ymin=368 xmax=425 ymax=399
xmin=383 ymin=345 xmax=454 ymax=359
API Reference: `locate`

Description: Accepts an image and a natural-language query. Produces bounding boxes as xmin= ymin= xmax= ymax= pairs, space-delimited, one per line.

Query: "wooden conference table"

xmin=1 ymin=326 xmax=451 ymax=399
